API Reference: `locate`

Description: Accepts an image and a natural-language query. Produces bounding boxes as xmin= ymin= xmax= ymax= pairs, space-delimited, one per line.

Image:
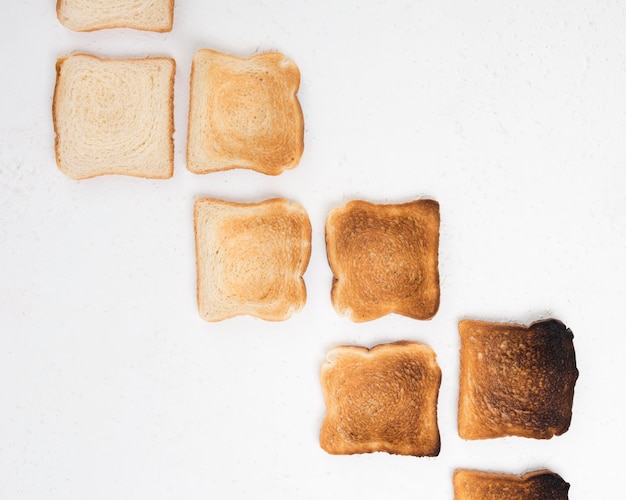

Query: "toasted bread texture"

xmin=320 ymin=341 xmax=441 ymax=456
xmin=458 ymin=319 xmax=578 ymax=440
xmin=194 ymin=198 xmax=311 ymax=322
xmin=453 ymin=469 xmax=570 ymax=500
xmin=187 ymin=49 xmax=304 ymax=175
xmin=53 ymin=54 xmax=175 ymax=180
xmin=56 ymin=0 xmax=174 ymax=32
xmin=325 ymin=199 xmax=440 ymax=322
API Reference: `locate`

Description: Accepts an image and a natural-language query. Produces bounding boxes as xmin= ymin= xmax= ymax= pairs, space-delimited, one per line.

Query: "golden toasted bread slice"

xmin=453 ymin=469 xmax=570 ymax=500
xmin=53 ymin=54 xmax=175 ymax=180
xmin=325 ymin=199 xmax=440 ymax=322
xmin=194 ymin=198 xmax=311 ymax=322
xmin=458 ymin=319 xmax=578 ymax=440
xmin=187 ymin=49 xmax=304 ymax=175
xmin=320 ymin=341 xmax=441 ymax=456
xmin=56 ymin=0 xmax=174 ymax=32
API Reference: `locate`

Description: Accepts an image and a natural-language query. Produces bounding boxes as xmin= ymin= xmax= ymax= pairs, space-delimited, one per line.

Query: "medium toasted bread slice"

xmin=53 ymin=54 xmax=175 ymax=180
xmin=320 ymin=341 xmax=441 ymax=456
xmin=325 ymin=199 xmax=440 ymax=322
xmin=453 ymin=469 xmax=570 ymax=499
xmin=186 ymin=49 xmax=304 ymax=175
xmin=458 ymin=319 xmax=578 ymax=440
xmin=56 ymin=0 xmax=174 ymax=32
xmin=194 ymin=198 xmax=311 ymax=322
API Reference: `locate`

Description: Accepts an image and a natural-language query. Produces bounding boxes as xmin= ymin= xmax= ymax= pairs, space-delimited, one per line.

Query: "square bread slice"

xmin=453 ymin=469 xmax=570 ymax=500
xmin=458 ymin=319 xmax=578 ymax=440
xmin=325 ymin=199 xmax=440 ymax=322
xmin=187 ymin=49 xmax=304 ymax=175
xmin=53 ymin=54 xmax=175 ymax=180
xmin=56 ymin=0 xmax=174 ymax=32
xmin=320 ymin=341 xmax=441 ymax=457
xmin=194 ymin=198 xmax=311 ymax=322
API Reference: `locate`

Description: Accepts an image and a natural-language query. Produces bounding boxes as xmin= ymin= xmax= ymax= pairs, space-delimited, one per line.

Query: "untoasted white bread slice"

xmin=194 ymin=198 xmax=311 ymax=321
xmin=325 ymin=199 xmax=440 ymax=322
xmin=56 ymin=0 xmax=174 ymax=32
xmin=187 ymin=49 xmax=304 ymax=175
xmin=320 ymin=341 xmax=441 ymax=457
xmin=453 ymin=469 xmax=570 ymax=499
xmin=53 ymin=54 xmax=175 ymax=180
xmin=458 ymin=319 xmax=578 ymax=440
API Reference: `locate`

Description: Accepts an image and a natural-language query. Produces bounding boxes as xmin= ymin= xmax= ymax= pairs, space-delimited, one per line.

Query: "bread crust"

xmin=325 ymin=199 xmax=440 ymax=322
xmin=458 ymin=319 xmax=578 ymax=440
xmin=453 ymin=469 xmax=570 ymax=499
xmin=53 ymin=53 xmax=175 ymax=180
xmin=194 ymin=197 xmax=311 ymax=321
xmin=56 ymin=0 xmax=174 ymax=32
xmin=186 ymin=49 xmax=304 ymax=175
xmin=320 ymin=341 xmax=441 ymax=456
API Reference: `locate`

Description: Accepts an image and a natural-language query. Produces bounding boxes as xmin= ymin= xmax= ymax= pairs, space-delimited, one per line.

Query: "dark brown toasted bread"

xmin=453 ymin=469 xmax=570 ymax=499
xmin=458 ymin=319 xmax=578 ymax=440
xmin=325 ymin=199 xmax=440 ymax=322
xmin=320 ymin=341 xmax=441 ymax=456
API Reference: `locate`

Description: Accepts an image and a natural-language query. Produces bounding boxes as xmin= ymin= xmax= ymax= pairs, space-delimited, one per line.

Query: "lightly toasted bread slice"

xmin=458 ymin=318 xmax=578 ymax=440
xmin=325 ymin=199 xmax=440 ymax=322
xmin=53 ymin=54 xmax=175 ymax=180
xmin=194 ymin=198 xmax=311 ymax=322
xmin=320 ymin=341 xmax=441 ymax=457
xmin=453 ymin=469 xmax=570 ymax=500
xmin=56 ymin=0 xmax=174 ymax=32
xmin=186 ymin=49 xmax=304 ymax=175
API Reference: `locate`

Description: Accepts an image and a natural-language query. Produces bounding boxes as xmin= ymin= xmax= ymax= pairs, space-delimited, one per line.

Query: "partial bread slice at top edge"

xmin=194 ymin=197 xmax=312 ymax=321
xmin=458 ymin=318 xmax=578 ymax=440
xmin=53 ymin=54 xmax=175 ymax=180
xmin=453 ymin=469 xmax=570 ymax=500
xmin=325 ymin=199 xmax=440 ymax=322
xmin=186 ymin=49 xmax=304 ymax=175
xmin=320 ymin=340 xmax=441 ymax=457
xmin=56 ymin=0 xmax=174 ymax=32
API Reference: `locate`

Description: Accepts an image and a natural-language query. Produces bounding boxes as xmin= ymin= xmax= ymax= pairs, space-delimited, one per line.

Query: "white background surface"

xmin=1 ymin=1 xmax=625 ymax=498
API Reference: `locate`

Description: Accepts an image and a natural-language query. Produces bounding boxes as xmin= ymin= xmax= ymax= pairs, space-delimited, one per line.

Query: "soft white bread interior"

xmin=320 ymin=341 xmax=441 ymax=457
xmin=453 ymin=469 xmax=570 ymax=499
xmin=187 ymin=49 xmax=304 ymax=175
xmin=458 ymin=319 xmax=578 ymax=440
xmin=325 ymin=199 xmax=440 ymax=322
xmin=194 ymin=198 xmax=311 ymax=322
xmin=56 ymin=0 xmax=174 ymax=32
xmin=53 ymin=54 xmax=175 ymax=180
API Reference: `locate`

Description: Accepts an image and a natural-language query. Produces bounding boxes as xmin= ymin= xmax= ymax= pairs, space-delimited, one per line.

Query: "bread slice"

xmin=325 ymin=199 xmax=440 ymax=322
xmin=194 ymin=198 xmax=311 ymax=322
xmin=458 ymin=319 xmax=578 ymax=440
xmin=186 ymin=49 xmax=304 ymax=175
xmin=53 ymin=54 xmax=175 ymax=180
xmin=56 ymin=0 xmax=174 ymax=32
xmin=453 ymin=469 xmax=570 ymax=499
xmin=320 ymin=341 xmax=441 ymax=456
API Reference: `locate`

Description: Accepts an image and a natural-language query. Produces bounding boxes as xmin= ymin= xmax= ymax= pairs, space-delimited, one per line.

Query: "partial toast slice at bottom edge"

xmin=453 ymin=469 xmax=570 ymax=500
xmin=320 ymin=341 xmax=441 ymax=456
